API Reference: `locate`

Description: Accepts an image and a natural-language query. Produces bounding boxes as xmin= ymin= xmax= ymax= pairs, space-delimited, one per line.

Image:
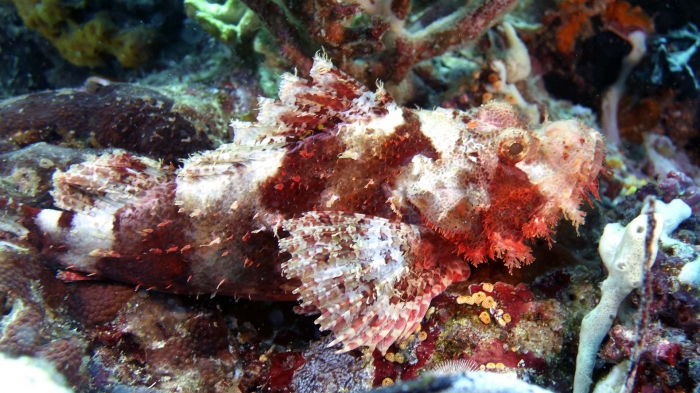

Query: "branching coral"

xmin=574 ymin=201 xmax=662 ymax=393
xmin=241 ymin=0 xmax=519 ymax=93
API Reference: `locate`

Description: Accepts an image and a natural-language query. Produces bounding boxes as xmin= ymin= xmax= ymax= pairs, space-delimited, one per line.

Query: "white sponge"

xmin=574 ymin=198 xmax=690 ymax=393
xmin=0 ymin=353 xmax=72 ymax=393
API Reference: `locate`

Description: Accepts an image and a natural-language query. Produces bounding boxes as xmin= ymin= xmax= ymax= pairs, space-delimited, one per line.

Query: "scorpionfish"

xmin=24 ymin=55 xmax=605 ymax=354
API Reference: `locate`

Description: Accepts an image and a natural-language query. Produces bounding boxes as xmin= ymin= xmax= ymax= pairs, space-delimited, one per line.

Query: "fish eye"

xmin=508 ymin=142 xmax=523 ymax=156
xmin=497 ymin=128 xmax=533 ymax=163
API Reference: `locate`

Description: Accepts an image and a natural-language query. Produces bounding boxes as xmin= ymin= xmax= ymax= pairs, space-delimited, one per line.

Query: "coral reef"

xmin=1 ymin=0 xmax=700 ymax=392
xmin=0 ymin=239 xmax=263 ymax=391
xmin=241 ymin=0 xmax=519 ymax=100
xmin=17 ymin=55 xmax=604 ymax=357
xmin=4 ymin=0 xmax=172 ymax=68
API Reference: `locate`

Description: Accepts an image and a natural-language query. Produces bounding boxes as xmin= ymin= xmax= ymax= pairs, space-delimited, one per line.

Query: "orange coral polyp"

xmin=554 ymin=0 xmax=653 ymax=55
xmin=603 ymin=0 xmax=653 ymax=36
xmin=556 ymin=12 xmax=589 ymax=54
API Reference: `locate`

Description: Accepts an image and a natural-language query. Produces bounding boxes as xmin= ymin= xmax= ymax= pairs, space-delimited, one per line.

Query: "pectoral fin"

xmin=280 ymin=211 xmax=469 ymax=354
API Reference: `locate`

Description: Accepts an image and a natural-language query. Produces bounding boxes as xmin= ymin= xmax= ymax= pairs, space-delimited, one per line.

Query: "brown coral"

xmin=0 ymin=243 xmax=75 ymax=378
xmin=0 ymin=81 xmax=214 ymax=164
xmin=37 ymin=338 xmax=86 ymax=387
xmin=94 ymin=293 xmax=239 ymax=391
xmin=65 ymin=282 xmax=135 ymax=326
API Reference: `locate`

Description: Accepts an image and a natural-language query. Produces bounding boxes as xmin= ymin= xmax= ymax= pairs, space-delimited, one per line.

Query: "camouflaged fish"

xmin=24 ymin=55 xmax=605 ymax=354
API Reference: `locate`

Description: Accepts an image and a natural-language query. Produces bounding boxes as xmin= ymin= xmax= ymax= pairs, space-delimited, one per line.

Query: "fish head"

xmin=398 ymin=102 xmax=605 ymax=269
xmin=516 ymin=119 xmax=606 ymax=229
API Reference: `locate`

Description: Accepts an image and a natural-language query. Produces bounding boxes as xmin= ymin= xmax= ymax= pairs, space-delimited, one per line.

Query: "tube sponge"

xmin=573 ymin=198 xmax=690 ymax=393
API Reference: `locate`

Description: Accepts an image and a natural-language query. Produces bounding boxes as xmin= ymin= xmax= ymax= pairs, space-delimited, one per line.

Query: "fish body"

xmin=26 ymin=56 xmax=604 ymax=353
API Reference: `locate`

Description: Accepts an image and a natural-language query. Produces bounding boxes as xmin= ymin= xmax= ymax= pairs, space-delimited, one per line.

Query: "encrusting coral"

xmin=5 ymin=0 xmax=157 ymax=68
xmin=0 ymin=79 xmax=215 ymax=163
xmin=19 ymin=55 xmax=605 ymax=354
xmin=184 ymin=0 xmax=260 ymax=45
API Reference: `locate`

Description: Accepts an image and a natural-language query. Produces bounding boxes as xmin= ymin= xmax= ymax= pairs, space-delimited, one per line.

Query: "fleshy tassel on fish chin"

xmin=279 ymin=211 xmax=469 ymax=354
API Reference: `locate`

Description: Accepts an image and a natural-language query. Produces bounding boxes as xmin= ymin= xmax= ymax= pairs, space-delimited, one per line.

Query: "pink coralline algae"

xmin=22 ymin=55 xmax=605 ymax=354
